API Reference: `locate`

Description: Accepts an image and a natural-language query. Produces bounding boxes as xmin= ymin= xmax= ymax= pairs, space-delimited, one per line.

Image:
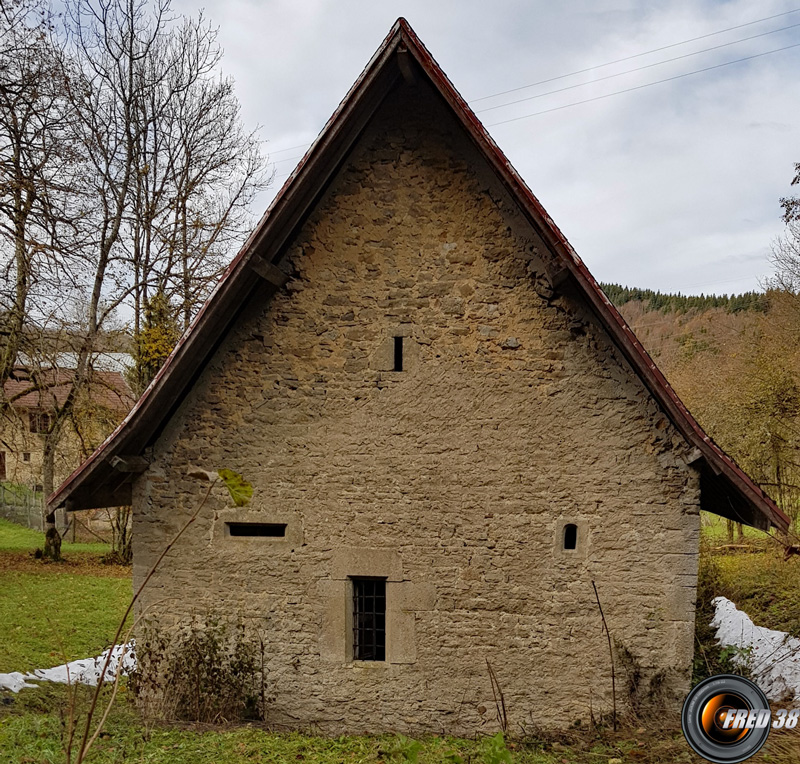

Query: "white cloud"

xmin=171 ymin=0 xmax=800 ymax=294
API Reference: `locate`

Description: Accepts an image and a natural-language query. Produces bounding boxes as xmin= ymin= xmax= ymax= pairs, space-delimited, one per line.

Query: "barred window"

xmin=352 ymin=577 xmax=386 ymax=661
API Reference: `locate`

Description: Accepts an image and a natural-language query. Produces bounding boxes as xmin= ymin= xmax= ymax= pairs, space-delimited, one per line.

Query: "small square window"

xmin=22 ymin=452 xmax=31 ymax=462
xmin=29 ymin=412 xmax=50 ymax=434
xmin=352 ymin=577 xmax=386 ymax=661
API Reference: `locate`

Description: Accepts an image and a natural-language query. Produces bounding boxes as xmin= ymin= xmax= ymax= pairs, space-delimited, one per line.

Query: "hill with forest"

xmin=601 ymin=283 xmax=800 ymax=526
xmin=600 ymin=283 xmax=771 ymax=367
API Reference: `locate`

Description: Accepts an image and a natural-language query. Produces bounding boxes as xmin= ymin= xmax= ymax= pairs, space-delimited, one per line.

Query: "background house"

xmin=1 ymin=364 xmax=134 ymax=531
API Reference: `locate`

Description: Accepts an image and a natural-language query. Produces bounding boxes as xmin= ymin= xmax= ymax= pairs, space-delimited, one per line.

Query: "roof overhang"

xmin=48 ymin=19 xmax=789 ymax=534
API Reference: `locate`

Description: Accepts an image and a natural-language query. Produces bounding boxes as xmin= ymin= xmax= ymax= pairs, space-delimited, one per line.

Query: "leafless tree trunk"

xmin=42 ymin=418 xmax=62 ymax=559
xmin=1 ymin=0 xmax=268 ymax=558
xmin=0 ymin=0 xmax=76 ymax=392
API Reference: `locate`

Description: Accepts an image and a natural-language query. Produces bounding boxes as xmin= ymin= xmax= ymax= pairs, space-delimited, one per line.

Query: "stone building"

xmin=1 ymin=367 xmax=133 ymax=490
xmin=50 ymin=20 xmax=788 ymax=734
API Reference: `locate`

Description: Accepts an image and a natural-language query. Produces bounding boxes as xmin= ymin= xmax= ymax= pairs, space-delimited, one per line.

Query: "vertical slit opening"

xmin=393 ymin=336 xmax=403 ymax=371
xmin=563 ymin=523 xmax=578 ymax=550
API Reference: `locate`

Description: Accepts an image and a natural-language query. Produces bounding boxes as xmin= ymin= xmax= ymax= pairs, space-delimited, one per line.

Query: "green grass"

xmin=697 ymin=511 xmax=800 ymax=636
xmin=0 ymin=517 xmax=110 ymax=554
xmin=699 ymin=511 xmax=766 ymax=544
xmin=0 ymin=570 xmax=131 ymax=672
xmin=0 ymin=519 xmax=129 ymax=672
xmin=710 ymin=547 xmax=800 ymax=636
xmin=0 ymin=686 xmax=684 ymax=764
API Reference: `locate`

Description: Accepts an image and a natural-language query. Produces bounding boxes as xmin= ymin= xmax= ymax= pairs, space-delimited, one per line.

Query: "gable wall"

xmin=132 ymin=80 xmax=700 ymax=733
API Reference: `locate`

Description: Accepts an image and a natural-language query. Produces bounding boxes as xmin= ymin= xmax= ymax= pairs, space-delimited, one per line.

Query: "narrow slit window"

xmin=563 ymin=523 xmax=578 ymax=550
xmin=352 ymin=577 xmax=386 ymax=661
xmin=393 ymin=336 xmax=403 ymax=371
xmin=227 ymin=522 xmax=287 ymax=538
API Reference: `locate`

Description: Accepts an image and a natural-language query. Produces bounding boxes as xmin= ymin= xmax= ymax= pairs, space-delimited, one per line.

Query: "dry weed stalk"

xmin=591 ymin=579 xmax=617 ymax=732
xmin=64 ymin=478 xmax=217 ymax=764
xmin=486 ymin=659 xmax=508 ymax=733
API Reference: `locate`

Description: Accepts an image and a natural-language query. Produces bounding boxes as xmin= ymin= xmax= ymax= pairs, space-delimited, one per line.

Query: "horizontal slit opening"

xmin=227 ymin=522 xmax=287 ymax=538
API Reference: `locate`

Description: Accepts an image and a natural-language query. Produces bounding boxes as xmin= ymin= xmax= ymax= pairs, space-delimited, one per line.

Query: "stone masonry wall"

xmin=132 ymin=79 xmax=701 ymax=735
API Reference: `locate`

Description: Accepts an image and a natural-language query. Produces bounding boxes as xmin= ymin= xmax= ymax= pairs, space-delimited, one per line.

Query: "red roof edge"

xmin=47 ymin=19 xmax=408 ymax=513
xmin=394 ymin=20 xmax=789 ymax=533
xmin=48 ymin=18 xmax=790 ymax=534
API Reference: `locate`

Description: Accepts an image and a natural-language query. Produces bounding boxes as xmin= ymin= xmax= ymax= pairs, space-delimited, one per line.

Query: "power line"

xmin=268 ymin=26 xmax=800 ymax=178
xmin=471 ymin=7 xmax=800 ymax=103
xmin=267 ymin=142 xmax=312 ymax=156
xmin=487 ymin=40 xmax=800 ymax=127
xmin=476 ymin=21 xmax=800 ymax=114
xmin=266 ymin=14 xmax=800 ymax=172
xmin=271 ymin=153 xmax=306 ymax=166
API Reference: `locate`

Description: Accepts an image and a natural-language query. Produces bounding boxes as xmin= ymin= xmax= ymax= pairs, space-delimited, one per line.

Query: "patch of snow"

xmin=0 ymin=672 xmax=39 ymax=693
xmin=712 ymin=597 xmax=800 ymax=701
xmin=0 ymin=643 xmax=136 ymax=694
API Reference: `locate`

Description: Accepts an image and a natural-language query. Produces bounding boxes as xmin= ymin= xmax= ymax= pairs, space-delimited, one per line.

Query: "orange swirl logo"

xmin=682 ymin=675 xmax=771 ymax=762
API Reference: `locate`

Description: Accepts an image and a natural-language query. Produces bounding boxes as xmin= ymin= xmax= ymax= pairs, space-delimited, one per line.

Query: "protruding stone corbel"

xmin=544 ymin=264 xmax=570 ymax=289
xmin=687 ymin=448 xmax=703 ymax=466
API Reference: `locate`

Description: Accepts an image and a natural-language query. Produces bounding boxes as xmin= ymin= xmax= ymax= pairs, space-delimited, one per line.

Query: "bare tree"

xmin=0 ymin=0 xmax=77 ymax=392
xmin=124 ymin=12 xmax=268 ymax=390
xmin=770 ymin=219 xmax=800 ymax=293
xmin=0 ymin=0 xmax=268 ymax=557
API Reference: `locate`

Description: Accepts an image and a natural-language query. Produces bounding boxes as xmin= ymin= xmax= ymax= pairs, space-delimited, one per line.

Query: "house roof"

xmin=47 ymin=18 xmax=790 ymax=533
xmin=5 ymin=368 xmax=134 ymax=412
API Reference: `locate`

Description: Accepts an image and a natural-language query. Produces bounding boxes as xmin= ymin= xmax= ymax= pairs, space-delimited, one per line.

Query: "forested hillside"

xmin=602 ymin=283 xmax=800 ymax=527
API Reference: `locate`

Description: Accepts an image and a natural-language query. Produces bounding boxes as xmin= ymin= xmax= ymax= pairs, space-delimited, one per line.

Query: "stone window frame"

xmin=213 ymin=509 xmax=303 ymax=548
xmin=319 ymin=547 xmax=435 ymax=666
xmin=370 ymin=325 xmax=418 ymax=374
xmin=554 ymin=516 xmax=590 ymax=561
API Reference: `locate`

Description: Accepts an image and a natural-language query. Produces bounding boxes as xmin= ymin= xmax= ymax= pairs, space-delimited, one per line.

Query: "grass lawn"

xmin=698 ymin=512 xmax=800 ymax=637
xmin=0 ymin=517 xmax=111 ymax=555
xmin=0 ymin=518 xmax=130 ymax=673
xmin=699 ymin=511 xmax=766 ymax=545
xmin=2 ymin=516 xmax=800 ymax=762
xmin=0 ymin=569 xmax=131 ymax=672
xmin=0 ymin=685 xmax=700 ymax=764
xmin=712 ymin=546 xmax=800 ymax=635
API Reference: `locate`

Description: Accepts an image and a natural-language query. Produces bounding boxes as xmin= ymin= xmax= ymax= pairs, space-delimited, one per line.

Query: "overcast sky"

xmin=172 ymin=0 xmax=800 ymax=295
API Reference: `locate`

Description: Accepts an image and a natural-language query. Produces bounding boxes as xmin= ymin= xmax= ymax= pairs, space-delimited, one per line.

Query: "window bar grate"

xmin=352 ymin=577 xmax=386 ymax=661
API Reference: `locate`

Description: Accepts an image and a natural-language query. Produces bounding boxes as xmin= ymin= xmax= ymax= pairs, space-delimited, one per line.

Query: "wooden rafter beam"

xmin=249 ymin=259 xmax=291 ymax=287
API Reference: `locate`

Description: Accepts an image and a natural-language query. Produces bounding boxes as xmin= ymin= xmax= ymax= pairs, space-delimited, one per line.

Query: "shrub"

xmin=130 ymin=613 xmax=270 ymax=723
